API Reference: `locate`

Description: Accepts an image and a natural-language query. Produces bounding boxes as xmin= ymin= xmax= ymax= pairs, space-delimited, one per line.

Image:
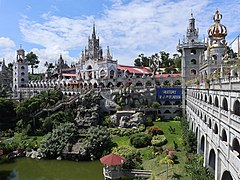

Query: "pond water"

xmin=0 ymin=157 xmax=104 ymax=180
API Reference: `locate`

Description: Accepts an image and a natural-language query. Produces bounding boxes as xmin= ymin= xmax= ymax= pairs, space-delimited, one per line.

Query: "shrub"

xmin=151 ymin=135 xmax=167 ymax=147
xmin=148 ymin=126 xmax=164 ymax=136
xmin=112 ymin=146 xmax=142 ymax=169
xmin=109 ymin=125 xmax=145 ymax=137
xmin=145 ymin=117 xmax=154 ymax=126
xmin=130 ymin=133 xmax=152 ymax=148
xmin=173 ymin=116 xmax=181 ymax=121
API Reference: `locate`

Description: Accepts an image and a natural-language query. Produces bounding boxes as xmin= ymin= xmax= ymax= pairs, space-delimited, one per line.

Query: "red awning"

xmin=117 ymin=65 xmax=151 ymax=74
xmin=100 ymin=153 xmax=127 ymax=166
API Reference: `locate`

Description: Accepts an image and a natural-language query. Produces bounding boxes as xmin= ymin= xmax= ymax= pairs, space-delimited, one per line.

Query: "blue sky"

xmin=0 ymin=0 xmax=240 ymax=72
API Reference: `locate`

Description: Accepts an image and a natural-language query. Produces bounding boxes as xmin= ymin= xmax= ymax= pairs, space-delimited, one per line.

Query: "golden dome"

xmin=208 ymin=10 xmax=227 ymax=38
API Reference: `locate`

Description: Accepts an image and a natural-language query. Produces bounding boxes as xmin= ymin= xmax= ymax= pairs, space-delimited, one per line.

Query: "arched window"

xmin=209 ymin=95 xmax=212 ymax=104
xmin=232 ymin=138 xmax=240 ymax=158
xmin=200 ymin=136 xmax=205 ymax=153
xmin=222 ymin=97 xmax=228 ymax=111
xmin=191 ymin=59 xmax=197 ymax=64
xmin=208 ymin=118 xmax=212 ymax=129
xmin=190 ymin=69 xmax=197 ymax=75
xmin=21 ymin=72 xmax=25 ymax=76
xmin=209 ymin=149 xmax=216 ymax=170
xmin=164 ymin=110 xmax=171 ymax=114
xmin=21 ymin=66 xmax=25 ymax=70
xmin=190 ymin=49 xmax=196 ymax=55
xmin=100 ymin=70 xmax=106 ymax=79
xmin=215 ymin=96 xmax=219 ymax=107
xmin=233 ymin=100 xmax=240 ymax=116
xmin=110 ymin=70 xmax=115 ymax=79
xmin=222 ymin=129 xmax=227 ymax=142
xmin=164 ymin=101 xmax=171 ymax=105
xmin=21 ymin=78 xmax=24 ymax=82
xmin=204 ymin=115 xmax=207 ymax=123
xmin=205 ymin=95 xmax=207 ymax=102
xmin=221 ymin=171 xmax=233 ymax=180
xmin=214 ymin=123 xmax=218 ymax=134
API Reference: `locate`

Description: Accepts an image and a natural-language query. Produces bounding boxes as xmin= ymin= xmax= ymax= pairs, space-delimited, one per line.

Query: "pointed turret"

xmin=186 ymin=12 xmax=199 ymax=43
xmin=105 ymin=46 xmax=112 ymax=60
xmin=92 ymin=24 xmax=96 ymax=39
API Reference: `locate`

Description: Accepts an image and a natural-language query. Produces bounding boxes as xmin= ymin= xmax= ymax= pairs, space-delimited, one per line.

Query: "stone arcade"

xmin=179 ymin=10 xmax=240 ymax=180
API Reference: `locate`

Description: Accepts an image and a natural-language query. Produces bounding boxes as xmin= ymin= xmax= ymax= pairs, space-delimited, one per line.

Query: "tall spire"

xmin=92 ymin=23 xmax=96 ymax=39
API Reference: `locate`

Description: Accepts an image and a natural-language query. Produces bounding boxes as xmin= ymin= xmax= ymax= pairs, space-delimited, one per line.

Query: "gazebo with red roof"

xmin=100 ymin=153 xmax=127 ymax=179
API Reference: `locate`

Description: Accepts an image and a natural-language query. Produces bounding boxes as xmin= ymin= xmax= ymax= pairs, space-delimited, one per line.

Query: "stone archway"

xmin=222 ymin=129 xmax=227 ymax=143
xmin=221 ymin=171 xmax=233 ymax=180
xmin=232 ymin=138 xmax=240 ymax=158
xmin=222 ymin=97 xmax=228 ymax=111
xmin=200 ymin=136 xmax=205 ymax=153
xmin=233 ymin=100 xmax=240 ymax=116
xmin=209 ymin=149 xmax=216 ymax=171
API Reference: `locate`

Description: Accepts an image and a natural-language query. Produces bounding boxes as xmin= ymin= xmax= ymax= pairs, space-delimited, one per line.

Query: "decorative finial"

xmin=20 ymin=44 xmax=22 ymax=48
xmin=213 ymin=9 xmax=222 ymax=23
xmin=191 ymin=9 xmax=193 ymax=17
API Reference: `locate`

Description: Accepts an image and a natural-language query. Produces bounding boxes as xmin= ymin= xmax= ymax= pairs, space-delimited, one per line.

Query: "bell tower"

xmin=12 ymin=46 xmax=29 ymax=91
xmin=177 ymin=13 xmax=207 ymax=115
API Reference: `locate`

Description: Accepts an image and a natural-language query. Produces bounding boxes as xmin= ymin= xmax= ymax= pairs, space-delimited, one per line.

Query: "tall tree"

xmin=25 ymin=52 xmax=39 ymax=74
xmin=134 ymin=54 xmax=151 ymax=67
xmin=159 ymin=51 xmax=174 ymax=68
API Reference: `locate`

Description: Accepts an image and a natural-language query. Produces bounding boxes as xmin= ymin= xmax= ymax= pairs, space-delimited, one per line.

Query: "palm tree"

xmin=26 ymin=52 xmax=39 ymax=74
xmin=160 ymin=156 xmax=174 ymax=179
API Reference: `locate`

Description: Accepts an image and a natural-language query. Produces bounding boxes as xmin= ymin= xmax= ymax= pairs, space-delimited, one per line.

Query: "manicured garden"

xmin=112 ymin=118 xmax=214 ymax=180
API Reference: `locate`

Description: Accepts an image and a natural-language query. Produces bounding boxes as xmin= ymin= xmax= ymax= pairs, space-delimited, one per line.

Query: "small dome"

xmin=208 ymin=10 xmax=227 ymax=38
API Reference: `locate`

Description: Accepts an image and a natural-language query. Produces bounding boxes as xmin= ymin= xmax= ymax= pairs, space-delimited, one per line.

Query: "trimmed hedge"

xmin=130 ymin=133 xmax=152 ymax=148
xmin=151 ymin=135 xmax=167 ymax=147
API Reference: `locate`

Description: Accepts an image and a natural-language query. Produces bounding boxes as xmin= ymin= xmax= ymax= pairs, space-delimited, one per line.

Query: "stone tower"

xmin=199 ymin=10 xmax=227 ymax=82
xmin=177 ymin=13 xmax=207 ymax=115
xmin=12 ymin=46 xmax=29 ymax=91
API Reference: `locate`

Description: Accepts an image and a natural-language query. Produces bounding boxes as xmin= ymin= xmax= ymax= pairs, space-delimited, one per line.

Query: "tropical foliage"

xmin=185 ymin=154 xmax=214 ymax=180
xmin=0 ymin=98 xmax=16 ymax=124
xmin=112 ymin=146 xmax=143 ymax=169
xmin=40 ymin=122 xmax=78 ymax=158
xmin=85 ymin=126 xmax=113 ymax=159
xmin=25 ymin=51 xmax=39 ymax=74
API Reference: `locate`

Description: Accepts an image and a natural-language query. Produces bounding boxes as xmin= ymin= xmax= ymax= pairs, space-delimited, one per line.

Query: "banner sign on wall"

xmin=156 ymin=88 xmax=182 ymax=101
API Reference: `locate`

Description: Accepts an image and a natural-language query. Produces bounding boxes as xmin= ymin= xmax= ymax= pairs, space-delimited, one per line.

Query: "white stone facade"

xmin=181 ymin=10 xmax=240 ymax=180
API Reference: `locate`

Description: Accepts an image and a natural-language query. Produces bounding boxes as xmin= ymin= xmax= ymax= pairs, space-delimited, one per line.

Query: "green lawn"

xmin=143 ymin=121 xmax=187 ymax=179
xmin=112 ymin=135 xmax=130 ymax=147
xmin=112 ymin=120 xmax=188 ymax=179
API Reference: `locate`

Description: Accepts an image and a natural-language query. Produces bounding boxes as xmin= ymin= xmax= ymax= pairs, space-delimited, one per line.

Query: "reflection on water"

xmin=0 ymin=157 xmax=103 ymax=180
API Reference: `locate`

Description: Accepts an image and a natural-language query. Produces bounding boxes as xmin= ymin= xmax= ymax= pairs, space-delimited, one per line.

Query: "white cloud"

xmin=0 ymin=37 xmax=16 ymax=64
xmin=0 ymin=37 xmax=15 ymax=48
xmin=18 ymin=0 xmax=240 ymax=70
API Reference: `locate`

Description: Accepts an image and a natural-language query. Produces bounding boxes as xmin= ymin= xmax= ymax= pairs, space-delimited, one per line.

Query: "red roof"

xmin=155 ymin=74 xmax=181 ymax=78
xmin=62 ymin=73 xmax=77 ymax=77
xmin=117 ymin=65 xmax=151 ymax=74
xmin=100 ymin=153 xmax=127 ymax=166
